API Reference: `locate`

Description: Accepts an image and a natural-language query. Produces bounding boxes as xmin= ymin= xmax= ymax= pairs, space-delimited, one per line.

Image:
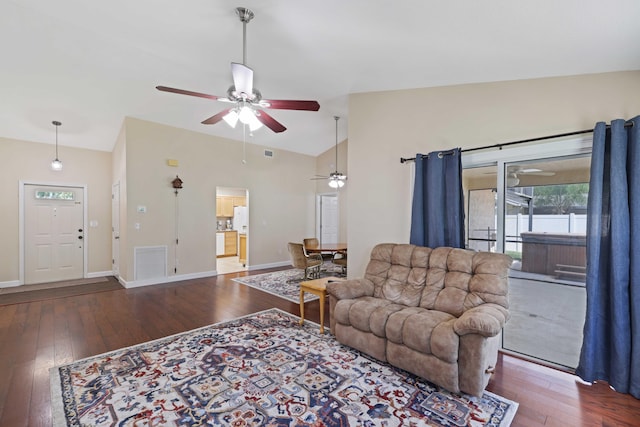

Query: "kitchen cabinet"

xmin=239 ymin=234 xmax=247 ymax=266
xmin=216 ymin=231 xmax=237 ymax=257
xmin=224 ymin=230 xmax=237 ymax=256
xmin=216 ymin=197 xmax=234 ymax=217
xmin=216 ymin=196 xmax=245 ymax=217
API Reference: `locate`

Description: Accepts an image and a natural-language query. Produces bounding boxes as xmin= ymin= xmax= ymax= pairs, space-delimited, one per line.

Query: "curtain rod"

xmin=399 ymin=121 xmax=634 ymax=164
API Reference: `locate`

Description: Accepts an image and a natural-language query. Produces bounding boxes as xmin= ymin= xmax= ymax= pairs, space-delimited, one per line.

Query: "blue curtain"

xmin=576 ymin=115 xmax=640 ymax=399
xmin=410 ymin=148 xmax=465 ymax=248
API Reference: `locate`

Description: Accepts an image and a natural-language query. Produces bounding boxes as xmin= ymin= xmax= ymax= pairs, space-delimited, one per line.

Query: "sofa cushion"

xmin=362 ymin=244 xmax=432 ymax=306
xmin=333 ymin=297 xmax=404 ymax=338
xmin=386 ymin=308 xmax=458 ymax=363
xmin=419 ymin=247 xmax=511 ymax=317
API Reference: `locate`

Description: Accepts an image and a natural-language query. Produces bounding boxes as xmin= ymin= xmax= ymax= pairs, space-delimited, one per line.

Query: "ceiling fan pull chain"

xmin=242 ymin=123 xmax=247 ymax=164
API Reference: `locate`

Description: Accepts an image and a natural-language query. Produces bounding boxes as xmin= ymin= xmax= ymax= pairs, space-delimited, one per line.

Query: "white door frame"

xmin=112 ymin=182 xmax=120 ymax=277
xmin=316 ymin=192 xmax=339 ymax=244
xmin=19 ymin=180 xmax=89 ymax=285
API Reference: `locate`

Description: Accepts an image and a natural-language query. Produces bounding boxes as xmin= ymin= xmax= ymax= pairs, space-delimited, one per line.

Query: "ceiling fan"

xmin=508 ymin=166 xmax=556 ymax=176
xmin=505 ymin=167 xmax=555 ymax=187
xmin=483 ymin=166 xmax=555 ymax=187
xmin=156 ymin=7 xmax=320 ymax=133
xmin=313 ymin=116 xmax=347 ymax=188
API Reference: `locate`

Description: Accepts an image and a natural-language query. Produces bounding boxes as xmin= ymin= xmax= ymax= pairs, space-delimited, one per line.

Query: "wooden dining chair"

xmin=332 ymin=250 xmax=347 ymax=275
xmin=287 ymin=242 xmax=323 ymax=281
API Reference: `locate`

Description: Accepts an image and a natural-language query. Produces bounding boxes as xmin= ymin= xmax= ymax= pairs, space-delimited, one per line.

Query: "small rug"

xmin=0 ymin=277 xmax=122 ymax=306
xmin=50 ymin=309 xmax=518 ymax=427
xmin=232 ymin=265 xmax=345 ymax=303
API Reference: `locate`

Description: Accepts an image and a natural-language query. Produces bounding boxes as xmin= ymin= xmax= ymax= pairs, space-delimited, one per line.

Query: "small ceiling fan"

xmin=508 ymin=166 xmax=556 ymax=176
xmin=156 ymin=7 xmax=320 ymax=133
xmin=313 ymin=116 xmax=347 ymax=188
xmin=484 ymin=166 xmax=555 ymax=187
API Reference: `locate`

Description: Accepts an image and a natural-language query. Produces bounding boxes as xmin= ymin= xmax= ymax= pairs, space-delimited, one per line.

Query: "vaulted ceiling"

xmin=2 ymin=0 xmax=639 ymax=156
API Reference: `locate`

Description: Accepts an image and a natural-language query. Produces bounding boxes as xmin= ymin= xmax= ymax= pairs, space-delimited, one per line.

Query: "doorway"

xmin=216 ymin=187 xmax=249 ymax=275
xmin=316 ymin=193 xmax=339 ymax=245
xmin=22 ymin=184 xmax=86 ymax=285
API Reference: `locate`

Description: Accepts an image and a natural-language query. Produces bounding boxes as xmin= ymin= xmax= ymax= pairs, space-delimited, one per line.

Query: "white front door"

xmin=24 ymin=185 xmax=84 ymax=284
xmin=319 ymin=194 xmax=339 ymax=244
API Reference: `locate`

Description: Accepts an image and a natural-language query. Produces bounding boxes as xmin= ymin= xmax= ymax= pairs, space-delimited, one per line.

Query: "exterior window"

xmin=35 ymin=190 xmax=75 ymax=201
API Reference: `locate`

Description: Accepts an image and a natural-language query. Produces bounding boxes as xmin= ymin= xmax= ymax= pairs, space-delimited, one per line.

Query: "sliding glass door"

xmin=462 ymin=139 xmax=591 ymax=370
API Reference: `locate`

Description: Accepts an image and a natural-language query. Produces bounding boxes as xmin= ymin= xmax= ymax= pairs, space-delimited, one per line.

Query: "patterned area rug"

xmin=232 ymin=265 xmax=346 ymax=303
xmin=50 ymin=309 xmax=518 ymax=426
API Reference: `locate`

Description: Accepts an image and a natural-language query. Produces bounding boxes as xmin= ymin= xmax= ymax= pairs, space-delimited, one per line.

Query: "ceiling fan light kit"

xmin=50 ymin=120 xmax=63 ymax=171
xmin=155 ymin=7 xmax=319 ymax=134
xmin=328 ymin=173 xmax=346 ymax=188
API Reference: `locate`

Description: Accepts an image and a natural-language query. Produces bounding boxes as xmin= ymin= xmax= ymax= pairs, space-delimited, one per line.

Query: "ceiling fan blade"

xmin=261 ymin=99 xmax=320 ymax=111
xmin=201 ymin=109 xmax=233 ymax=125
xmin=156 ymin=86 xmax=219 ymax=101
xmin=256 ymin=110 xmax=287 ymax=133
xmin=231 ymin=63 xmax=254 ymax=97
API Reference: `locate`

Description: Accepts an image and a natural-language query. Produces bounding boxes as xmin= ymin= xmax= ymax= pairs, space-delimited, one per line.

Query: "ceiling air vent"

xmin=264 ymin=149 xmax=274 ymax=158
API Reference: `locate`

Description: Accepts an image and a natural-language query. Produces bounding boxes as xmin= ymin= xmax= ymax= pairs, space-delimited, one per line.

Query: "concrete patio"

xmin=504 ymin=268 xmax=586 ymax=369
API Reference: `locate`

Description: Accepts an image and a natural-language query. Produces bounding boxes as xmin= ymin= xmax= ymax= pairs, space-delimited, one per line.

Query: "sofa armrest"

xmin=326 ymin=278 xmax=374 ymax=300
xmin=453 ymin=304 xmax=510 ymax=337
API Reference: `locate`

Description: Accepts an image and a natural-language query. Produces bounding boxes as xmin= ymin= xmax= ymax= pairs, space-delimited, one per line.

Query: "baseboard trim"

xmin=120 ymin=270 xmax=217 ymax=289
xmin=87 ymin=271 xmax=112 ymax=279
xmin=247 ymin=261 xmax=290 ymax=271
xmin=116 ymin=261 xmax=291 ymax=289
xmin=0 ymin=280 xmax=21 ymax=289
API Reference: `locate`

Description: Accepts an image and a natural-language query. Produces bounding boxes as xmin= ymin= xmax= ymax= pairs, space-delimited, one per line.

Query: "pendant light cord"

xmin=334 ymin=116 xmax=339 ymax=173
xmin=53 ymin=120 xmax=61 ymax=159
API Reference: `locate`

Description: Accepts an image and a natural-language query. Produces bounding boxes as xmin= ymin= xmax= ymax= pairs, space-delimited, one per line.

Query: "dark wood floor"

xmin=1 ymin=269 xmax=638 ymax=426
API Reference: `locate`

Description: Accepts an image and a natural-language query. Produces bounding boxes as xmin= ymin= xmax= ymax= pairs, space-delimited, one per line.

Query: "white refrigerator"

xmin=233 ymin=206 xmax=248 ymax=233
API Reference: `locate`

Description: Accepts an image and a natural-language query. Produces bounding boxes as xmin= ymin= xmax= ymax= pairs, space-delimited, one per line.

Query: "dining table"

xmin=304 ymin=242 xmax=347 ymax=255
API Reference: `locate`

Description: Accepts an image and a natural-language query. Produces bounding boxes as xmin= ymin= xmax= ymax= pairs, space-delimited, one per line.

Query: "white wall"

xmin=347 ymin=71 xmax=640 ymax=277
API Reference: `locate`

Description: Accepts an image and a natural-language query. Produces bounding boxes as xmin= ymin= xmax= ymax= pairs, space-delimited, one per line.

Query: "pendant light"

xmin=50 ymin=121 xmax=63 ymax=171
xmin=328 ymin=116 xmax=347 ymax=188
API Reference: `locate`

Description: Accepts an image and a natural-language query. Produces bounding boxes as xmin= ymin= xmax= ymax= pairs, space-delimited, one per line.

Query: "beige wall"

xmin=1 ymin=118 xmax=323 ymax=286
xmin=117 ymin=118 xmax=318 ymax=282
xmin=0 ymin=137 xmax=112 ymax=283
xmin=347 ymin=71 xmax=640 ymax=276
xmin=315 ymin=139 xmax=348 ymax=242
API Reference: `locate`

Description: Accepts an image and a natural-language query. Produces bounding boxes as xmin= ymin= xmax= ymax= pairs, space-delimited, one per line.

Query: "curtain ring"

xmin=438 ymin=152 xmax=444 ymax=158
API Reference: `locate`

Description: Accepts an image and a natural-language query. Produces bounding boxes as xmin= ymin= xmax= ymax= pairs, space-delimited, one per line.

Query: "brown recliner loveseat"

xmin=327 ymin=243 xmax=512 ymax=396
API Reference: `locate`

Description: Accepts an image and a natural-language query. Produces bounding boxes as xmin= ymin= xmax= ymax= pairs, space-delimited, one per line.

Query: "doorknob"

xmin=78 ymin=235 xmax=83 ymax=240
xmin=78 ymin=229 xmax=83 ymax=232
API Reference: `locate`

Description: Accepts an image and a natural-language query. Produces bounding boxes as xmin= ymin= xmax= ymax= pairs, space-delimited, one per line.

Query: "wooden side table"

xmin=299 ymin=276 xmax=344 ymax=334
